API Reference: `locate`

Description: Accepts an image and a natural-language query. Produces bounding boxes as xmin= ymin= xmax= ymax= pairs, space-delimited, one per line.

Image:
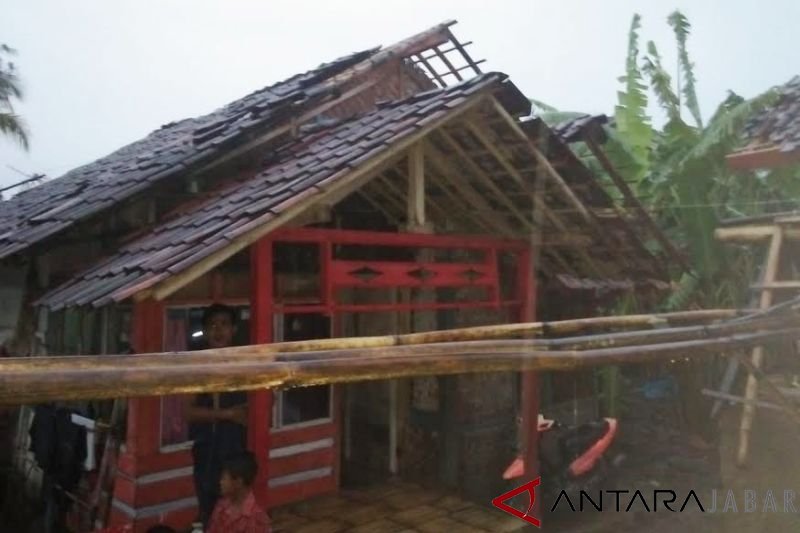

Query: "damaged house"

xmin=0 ymin=21 xmax=678 ymax=532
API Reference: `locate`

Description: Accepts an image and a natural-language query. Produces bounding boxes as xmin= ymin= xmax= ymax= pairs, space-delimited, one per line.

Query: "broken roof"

xmin=38 ymin=74 xmax=514 ymax=308
xmin=728 ymin=75 xmax=800 ymax=170
xmin=0 ymin=49 xmax=376 ymax=258
xmin=38 ymin=74 xmax=673 ymax=309
xmin=0 ymin=21 xmax=481 ymax=260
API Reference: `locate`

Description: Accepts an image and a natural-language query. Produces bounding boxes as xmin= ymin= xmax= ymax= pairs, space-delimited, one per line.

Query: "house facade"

xmin=0 ymin=22 xmax=674 ymax=532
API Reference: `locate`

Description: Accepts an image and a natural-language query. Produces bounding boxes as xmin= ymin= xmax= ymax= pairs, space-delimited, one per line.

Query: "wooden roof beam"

xmin=584 ymin=133 xmax=688 ymax=272
xmin=459 ymin=117 xmax=612 ymax=277
xmin=424 ymin=145 xmax=517 ymax=236
xmin=484 ymin=98 xmax=657 ymax=278
xmin=382 ymin=169 xmax=468 ymax=231
xmin=484 ymin=99 xmax=593 ymax=222
xmin=435 ymin=130 xmax=536 ymax=233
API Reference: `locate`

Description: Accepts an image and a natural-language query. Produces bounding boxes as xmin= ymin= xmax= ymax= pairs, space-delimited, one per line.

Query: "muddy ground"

xmin=537 ymin=372 xmax=800 ymax=532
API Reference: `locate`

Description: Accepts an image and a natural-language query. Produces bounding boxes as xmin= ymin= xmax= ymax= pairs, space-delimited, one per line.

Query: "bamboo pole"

xmin=0 ymin=309 xmax=746 ymax=373
xmin=738 ymin=227 xmax=783 ymax=466
xmin=0 ymin=329 xmax=796 ymax=405
xmin=715 ymin=225 xmax=800 ymax=243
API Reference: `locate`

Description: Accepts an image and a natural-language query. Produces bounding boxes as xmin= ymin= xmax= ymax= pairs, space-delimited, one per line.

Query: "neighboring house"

xmin=0 ymin=21 xmax=675 ymax=532
xmin=727 ymin=75 xmax=800 ymax=171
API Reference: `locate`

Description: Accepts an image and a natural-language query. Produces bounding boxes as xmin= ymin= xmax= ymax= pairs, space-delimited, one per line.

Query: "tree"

xmin=535 ymin=11 xmax=790 ymax=309
xmin=613 ymin=10 xmax=793 ymax=309
xmin=0 ymin=44 xmax=29 ymax=149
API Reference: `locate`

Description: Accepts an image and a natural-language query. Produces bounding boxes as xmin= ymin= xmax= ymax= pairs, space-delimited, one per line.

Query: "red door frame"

xmin=249 ymin=227 xmax=536 ymax=506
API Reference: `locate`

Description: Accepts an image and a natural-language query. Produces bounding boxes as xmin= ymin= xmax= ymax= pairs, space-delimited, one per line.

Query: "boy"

xmin=208 ymin=452 xmax=271 ymax=533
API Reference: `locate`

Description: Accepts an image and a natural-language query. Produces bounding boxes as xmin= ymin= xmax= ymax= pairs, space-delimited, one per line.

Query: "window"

xmin=160 ymin=305 xmax=250 ymax=449
xmin=272 ymin=313 xmax=333 ymax=429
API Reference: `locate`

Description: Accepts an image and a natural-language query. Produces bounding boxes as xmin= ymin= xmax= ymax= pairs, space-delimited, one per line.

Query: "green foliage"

xmin=608 ymin=11 xmax=791 ymax=309
xmin=0 ymin=43 xmax=28 ymax=150
xmin=613 ymin=14 xmax=653 ymax=182
xmin=668 ymin=11 xmax=703 ymax=128
xmin=528 ymin=12 xmax=792 ymax=310
xmin=642 ymin=41 xmax=681 ymax=124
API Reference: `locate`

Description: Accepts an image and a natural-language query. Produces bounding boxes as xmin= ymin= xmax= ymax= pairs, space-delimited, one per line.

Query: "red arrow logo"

xmin=491 ymin=477 xmax=542 ymax=528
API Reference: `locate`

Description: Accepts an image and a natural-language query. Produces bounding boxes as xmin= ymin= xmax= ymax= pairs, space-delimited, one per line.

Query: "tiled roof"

xmin=741 ymin=75 xmax=800 ymax=153
xmin=38 ymin=74 xmax=508 ymax=309
xmin=0 ymin=49 xmax=378 ymax=259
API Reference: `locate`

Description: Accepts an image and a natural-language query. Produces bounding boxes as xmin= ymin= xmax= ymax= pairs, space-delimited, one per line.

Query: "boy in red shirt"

xmin=208 ymin=452 xmax=271 ymax=533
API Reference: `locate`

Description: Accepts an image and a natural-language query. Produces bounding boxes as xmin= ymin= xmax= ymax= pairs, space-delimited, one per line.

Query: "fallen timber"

xmin=0 ymin=309 xmax=747 ymax=372
xmin=0 ymin=308 xmax=797 ymax=405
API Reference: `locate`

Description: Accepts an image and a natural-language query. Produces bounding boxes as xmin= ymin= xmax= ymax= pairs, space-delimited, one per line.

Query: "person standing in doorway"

xmin=185 ymin=303 xmax=249 ymax=526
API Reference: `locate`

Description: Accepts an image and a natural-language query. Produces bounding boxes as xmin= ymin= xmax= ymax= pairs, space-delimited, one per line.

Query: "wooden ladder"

xmin=709 ymin=224 xmax=800 ymax=466
xmin=736 ymin=227 xmax=784 ymax=465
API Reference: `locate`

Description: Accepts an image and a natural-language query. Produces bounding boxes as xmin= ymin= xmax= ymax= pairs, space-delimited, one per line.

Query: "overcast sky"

xmin=1 ymin=0 xmax=797 ymax=190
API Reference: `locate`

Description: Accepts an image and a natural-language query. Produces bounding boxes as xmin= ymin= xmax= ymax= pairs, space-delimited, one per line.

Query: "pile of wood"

xmin=1 ymin=307 xmax=799 ymax=405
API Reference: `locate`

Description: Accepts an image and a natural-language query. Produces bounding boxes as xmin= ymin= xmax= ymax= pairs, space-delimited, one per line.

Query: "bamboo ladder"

xmin=737 ymin=226 xmax=784 ymax=465
xmin=714 ymin=223 xmax=800 ymax=465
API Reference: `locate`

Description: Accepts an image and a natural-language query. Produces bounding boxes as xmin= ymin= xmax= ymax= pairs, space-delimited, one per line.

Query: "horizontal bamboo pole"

xmin=0 ymin=309 xmax=744 ymax=373
xmin=715 ymin=225 xmax=800 ymax=242
xmin=0 ymin=328 xmax=796 ymax=405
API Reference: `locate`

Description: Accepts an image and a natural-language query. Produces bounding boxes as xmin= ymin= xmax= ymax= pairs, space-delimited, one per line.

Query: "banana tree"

xmin=0 ymin=44 xmax=28 ymax=149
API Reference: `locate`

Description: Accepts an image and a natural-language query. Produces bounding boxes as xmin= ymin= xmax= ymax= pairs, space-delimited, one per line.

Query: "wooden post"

xmin=408 ymin=141 xmax=426 ymax=229
xmin=249 ymin=236 xmax=273 ymax=505
xmin=737 ymin=226 xmax=783 ymax=466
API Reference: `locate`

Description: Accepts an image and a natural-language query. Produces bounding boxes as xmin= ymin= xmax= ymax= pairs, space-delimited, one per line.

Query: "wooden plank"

xmin=445 ymin=28 xmax=483 ymax=75
xmin=271 ymin=423 xmax=337 ymax=449
xmin=115 ymin=449 xmax=192 ymax=478
xmin=408 ymin=142 xmax=426 ymax=229
xmin=412 ymin=53 xmax=447 ymax=87
xmin=269 ymin=447 xmax=336 ymax=479
xmin=432 ymin=45 xmax=463 ymax=81
xmin=114 ymin=473 xmax=195 ymax=509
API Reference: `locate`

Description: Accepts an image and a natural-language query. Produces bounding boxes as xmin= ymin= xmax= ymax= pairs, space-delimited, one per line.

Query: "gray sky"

xmin=1 ymin=0 xmax=797 ymax=190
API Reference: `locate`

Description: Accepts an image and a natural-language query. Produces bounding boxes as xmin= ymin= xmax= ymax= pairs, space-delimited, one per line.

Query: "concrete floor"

xmin=271 ymin=480 xmax=527 ymax=532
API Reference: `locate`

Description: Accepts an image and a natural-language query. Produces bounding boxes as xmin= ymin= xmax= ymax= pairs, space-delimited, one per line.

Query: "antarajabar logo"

xmin=493 ymin=478 xmax=800 ymax=528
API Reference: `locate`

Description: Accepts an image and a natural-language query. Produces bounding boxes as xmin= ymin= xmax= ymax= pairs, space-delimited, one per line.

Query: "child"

xmin=208 ymin=451 xmax=271 ymax=533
